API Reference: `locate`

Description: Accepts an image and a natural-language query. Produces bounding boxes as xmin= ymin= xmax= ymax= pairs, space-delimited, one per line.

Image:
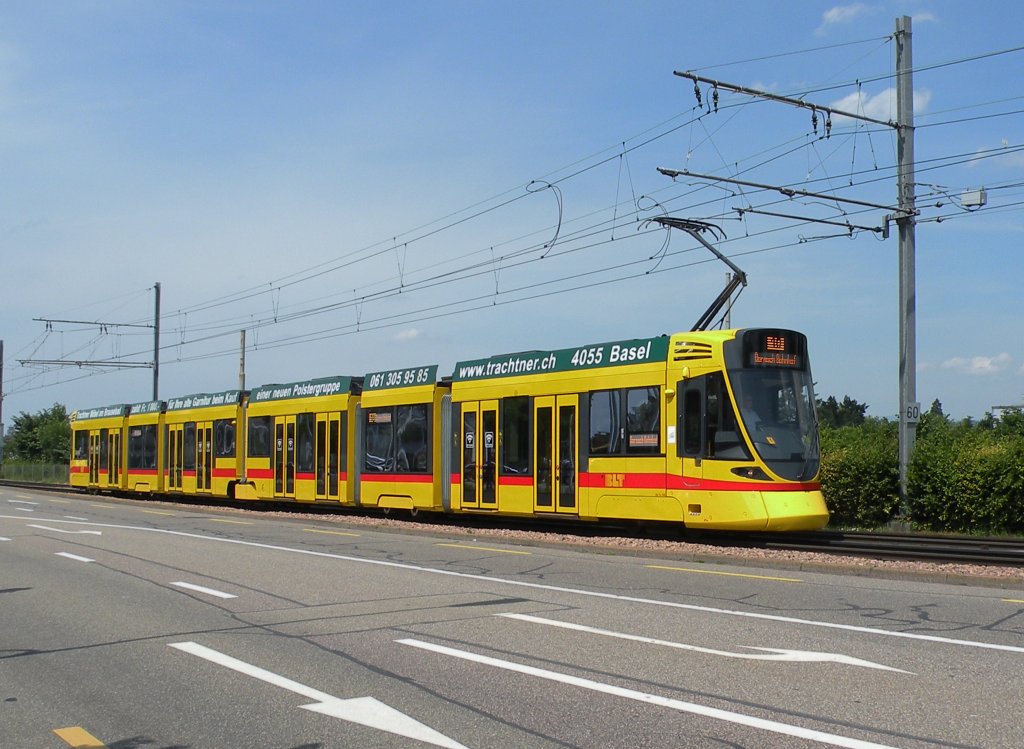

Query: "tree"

xmin=817 ymin=395 xmax=868 ymax=428
xmin=4 ymin=404 xmax=71 ymax=463
xmin=994 ymin=407 xmax=1024 ymax=438
xmin=917 ymin=399 xmax=951 ymax=439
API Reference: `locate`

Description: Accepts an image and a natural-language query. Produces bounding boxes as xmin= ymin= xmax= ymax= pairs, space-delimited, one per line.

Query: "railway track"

xmin=3 ymin=479 xmax=1023 ymax=568
xmin=692 ymin=529 xmax=1024 ymax=567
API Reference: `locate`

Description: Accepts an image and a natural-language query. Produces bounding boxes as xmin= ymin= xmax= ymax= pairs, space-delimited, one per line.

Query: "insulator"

xmin=693 ymin=81 xmax=702 ymax=107
xmin=712 ymin=86 xmax=719 ymax=113
xmin=811 ymin=110 xmax=818 ymax=134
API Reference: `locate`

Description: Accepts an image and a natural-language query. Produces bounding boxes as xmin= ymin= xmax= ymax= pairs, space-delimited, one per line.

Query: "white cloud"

xmin=816 ymin=3 xmax=872 ymax=35
xmin=829 ymin=87 xmax=931 ymax=124
xmin=942 ymin=353 xmax=1012 ymax=375
xmin=968 ymin=141 xmax=1024 ymax=169
xmin=749 ymin=80 xmax=779 ymax=94
xmin=393 ymin=328 xmax=421 ymax=342
xmin=814 ymin=2 xmax=932 ymax=35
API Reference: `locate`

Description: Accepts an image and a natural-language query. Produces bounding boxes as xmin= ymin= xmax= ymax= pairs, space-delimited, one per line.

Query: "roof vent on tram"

xmin=672 ymin=341 xmax=713 ymax=362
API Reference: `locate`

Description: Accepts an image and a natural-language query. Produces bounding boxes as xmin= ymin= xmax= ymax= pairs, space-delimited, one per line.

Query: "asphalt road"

xmin=2 ymin=486 xmax=1023 ymax=749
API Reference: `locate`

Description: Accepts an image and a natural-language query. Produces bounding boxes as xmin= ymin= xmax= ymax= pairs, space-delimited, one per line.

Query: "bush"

xmin=0 ymin=462 xmax=69 ymax=484
xmin=908 ymin=425 xmax=1024 ymax=534
xmin=812 ymin=400 xmax=1024 ymax=533
xmin=819 ymin=419 xmax=900 ymax=528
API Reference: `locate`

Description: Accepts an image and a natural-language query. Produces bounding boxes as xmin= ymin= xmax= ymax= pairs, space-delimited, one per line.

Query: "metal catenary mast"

xmin=662 ymin=16 xmax=918 ymax=505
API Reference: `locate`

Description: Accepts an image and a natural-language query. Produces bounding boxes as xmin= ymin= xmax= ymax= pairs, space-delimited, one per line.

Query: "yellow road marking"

xmin=209 ymin=518 xmax=252 ymax=525
xmin=16 ymin=493 xmax=34 ymax=499
xmin=1003 ymin=598 xmax=1024 ymax=604
xmin=303 ymin=528 xmax=360 ymax=537
xmin=141 ymin=509 xmax=175 ymax=516
xmin=646 ymin=564 xmax=802 ymax=583
xmin=90 ymin=503 xmax=116 ymax=508
xmin=436 ymin=542 xmax=531 ymax=555
xmin=49 ymin=498 xmax=71 ymax=504
xmin=53 ymin=726 xmax=107 ymax=748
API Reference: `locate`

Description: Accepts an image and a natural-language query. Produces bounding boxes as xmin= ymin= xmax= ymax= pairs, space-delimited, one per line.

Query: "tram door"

xmin=167 ymin=425 xmax=183 ymax=491
xmin=107 ymin=430 xmax=121 ymax=486
xmin=195 ymin=421 xmax=213 ymax=493
xmin=461 ymin=400 xmax=498 ymax=509
xmin=99 ymin=430 xmax=110 ymax=486
xmin=533 ymin=395 xmax=578 ymax=513
xmin=679 ymin=378 xmax=706 ymax=484
xmin=88 ymin=431 xmax=103 ymax=485
xmin=315 ymin=413 xmax=342 ymax=500
xmin=274 ymin=415 xmax=296 ymax=498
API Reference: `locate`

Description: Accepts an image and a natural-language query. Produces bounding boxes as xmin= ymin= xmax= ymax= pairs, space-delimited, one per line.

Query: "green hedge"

xmin=819 ymin=420 xmax=900 ymax=528
xmin=818 ymin=412 xmax=1024 ymax=533
xmin=907 ymin=427 xmax=1024 ymax=534
xmin=0 ymin=461 xmax=69 ymax=484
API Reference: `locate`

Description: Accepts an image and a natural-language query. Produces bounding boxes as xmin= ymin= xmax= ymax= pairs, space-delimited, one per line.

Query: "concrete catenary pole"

xmin=153 ymin=282 xmax=161 ymax=400
xmin=896 ymin=16 xmax=918 ymax=508
xmin=239 ymin=329 xmax=246 ymax=392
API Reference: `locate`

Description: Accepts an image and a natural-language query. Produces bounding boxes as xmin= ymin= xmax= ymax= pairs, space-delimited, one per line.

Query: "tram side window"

xmin=501 ymin=396 xmax=530 ymax=475
xmin=707 ymin=373 xmax=748 ymax=459
xmin=214 ymin=419 xmax=236 ymax=458
xmin=626 ymin=387 xmax=660 ymax=454
xmin=339 ymin=412 xmax=348 ymax=474
xmin=129 ymin=428 xmax=143 ymax=468
xmin=589 ymin=390 xmax=620 ymax=455
xmin=363 ymin=406 xmax=430 ymax=473
xmin=296 ymin=413 xmax=315 ymax=474
xmin=99 ymin=429 xmax=109 ymax=470
xmin=682 ymin=373 xmax=750 ymax=461
xmin=248 ymin=416 xmax=272 ymax=458
xmin=74 ymin=431 xmax=89 ymax=460
xmin=145 ymin=424 xmax=157 ymax=468
xmin=682 ymin=390 xmax=702 ymax=455
xmin=128 ymin=425 xmax=158 ymax=470
xmin=395 ymin=405 xmax=429 ymax=473
xmin=183 ymin=423 xmax=196 ymax=470
xmin=364 ymin=409 xmax=395 ymax=472
xmin=589 ymin=387 xmax=660 ymax=455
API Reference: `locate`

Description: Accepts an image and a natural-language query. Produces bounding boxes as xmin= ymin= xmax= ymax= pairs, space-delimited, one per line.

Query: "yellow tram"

xmin=69 ymin=328 xmax=829 ymax=531
xmin=126 ymin=400 xmax=163 ymax=494
xmin=163 ymin=391 xmax=242 ymax=498
xmin=237 ymin=377 xmax=360 ymax=503
xmin=70 ymin=404 xmax=129 ymax=493
xmin=357 ymin=365 xmax=449 ymax=514
xmin=450 ymin=328 xmax=827 ymax=530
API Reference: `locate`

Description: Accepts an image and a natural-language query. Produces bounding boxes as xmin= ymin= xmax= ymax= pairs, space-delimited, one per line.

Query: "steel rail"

xmin=3 ymin=480 xmax=1022 ymax=567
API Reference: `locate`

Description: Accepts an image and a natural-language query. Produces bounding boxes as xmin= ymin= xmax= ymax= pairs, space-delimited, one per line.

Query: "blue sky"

xmin=2 ymin=0 xmax=1023 ymax=428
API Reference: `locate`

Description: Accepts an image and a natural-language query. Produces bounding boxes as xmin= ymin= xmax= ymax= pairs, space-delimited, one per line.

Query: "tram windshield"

xmin=729 ymin=367 xmax=819 ymax=481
